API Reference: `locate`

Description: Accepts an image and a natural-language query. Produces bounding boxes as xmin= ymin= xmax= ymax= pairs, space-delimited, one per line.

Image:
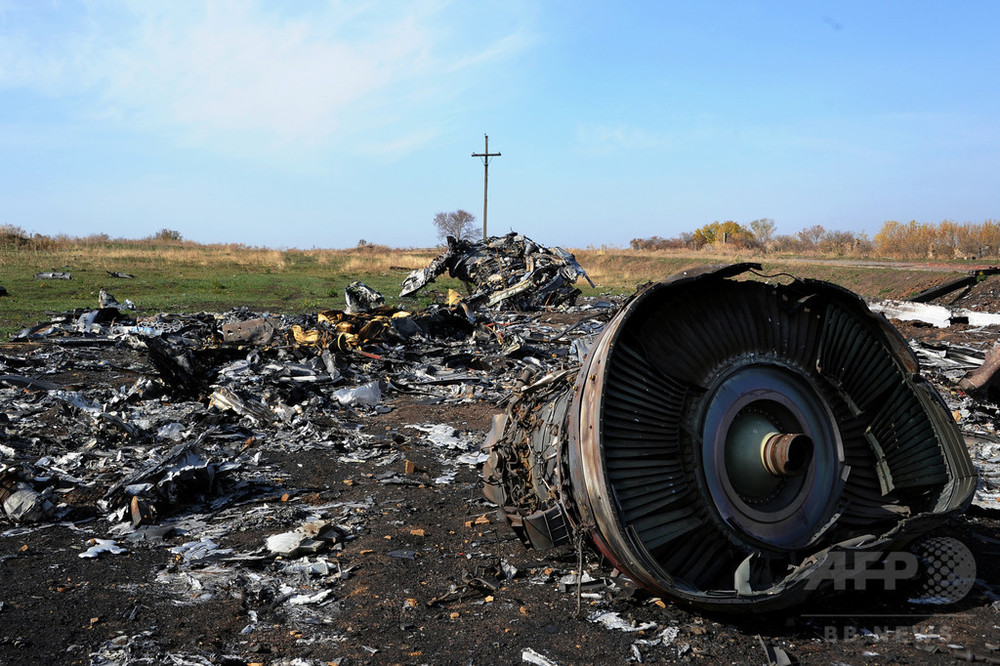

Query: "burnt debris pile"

xmin=2 ymin=291 xmax=611 ymax=527
xmin=400 ymin=232 xmax=595 ymax=310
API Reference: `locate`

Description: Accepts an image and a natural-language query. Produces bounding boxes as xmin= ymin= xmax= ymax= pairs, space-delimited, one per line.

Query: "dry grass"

xmin=571 ymin=246 xmax=762 ymax=287
xmin=0 ymin=240 xmax=292 ymax=271
xmin=271 ymin=247 xmax=444 ymax=274
xmin=338 ymin=251 xmax=439 ymax=274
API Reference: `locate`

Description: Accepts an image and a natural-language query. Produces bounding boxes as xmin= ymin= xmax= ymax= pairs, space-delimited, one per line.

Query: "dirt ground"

xmin=3 ymin=272 xmax=1000 ymax=665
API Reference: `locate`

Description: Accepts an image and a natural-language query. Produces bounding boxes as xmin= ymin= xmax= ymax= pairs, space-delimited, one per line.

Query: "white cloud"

xmin=0 ymin=0 xmax=534 ymax=157
xmin=359 ymin=127 xmax=443 ymax=160
xmin=575 ymin=122 xmax=673 ymax=153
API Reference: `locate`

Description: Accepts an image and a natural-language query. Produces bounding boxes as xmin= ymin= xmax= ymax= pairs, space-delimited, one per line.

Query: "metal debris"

xmin=758 ymin=636 xmax=794 ymax=666
xmin=0 ymin=468 xmax=56 ymax=523
xmin=959 ymin=343 xmax=1000 ymax=396
xmin=910 ymin=267 xmax=1000 ymax=303
xmin=266 ymin=520 xmax=342 ymax=557
xmin=79 ymin=538 xmax=128 ymax=559
xmin=587 ymin=610 xmax=657 ymax=633
xmin=221 ymin=317 xmax=278 ymax=345
xmin=344 ymin=280 xmax=385 ymax=314
xmin=98 ymin=288 xmax=119 ymax=309
xmin=522 ymin=647 xmax=559 ymax=665
xmin=332 ymin=380 xmax=381 ymax=407
xmin=904 ymin=339 xmax=1000 ymax=511
xmin=400 ymin=232 xmax=595 ymax=309
xmin=869 ymin=299 xmax=1000 ymax=328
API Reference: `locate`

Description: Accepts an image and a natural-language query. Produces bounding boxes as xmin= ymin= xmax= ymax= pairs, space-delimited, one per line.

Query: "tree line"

xmin=629 ymin=219 xmax=871 ymax=256
xmin=872 ymin=220 xmax=1000 ymax=259
xmin=631 ymin=219 xmax=1000 ymax=259
xmin=7 ymin=216 xmax=1000 ymax=259
xmin=0 ymin=224 xmax=189 ymax=249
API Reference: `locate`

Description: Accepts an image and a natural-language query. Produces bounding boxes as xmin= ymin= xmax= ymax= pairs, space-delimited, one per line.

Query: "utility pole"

xmin=471 ymin=134 xmax=500 ymax=241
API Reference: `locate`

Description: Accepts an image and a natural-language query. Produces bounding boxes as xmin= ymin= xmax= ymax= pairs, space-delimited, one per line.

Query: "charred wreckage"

xmin=0 ymin=234 xmax=988 ymax=649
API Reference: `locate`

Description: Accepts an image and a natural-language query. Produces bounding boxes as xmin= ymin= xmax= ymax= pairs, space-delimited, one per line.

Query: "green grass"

xmin=0 ymin=247 xmax=466 ymax=339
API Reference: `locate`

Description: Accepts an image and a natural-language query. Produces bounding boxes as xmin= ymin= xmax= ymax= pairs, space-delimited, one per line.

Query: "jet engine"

xmin=483 ymin=264 xmax=976 ymax=609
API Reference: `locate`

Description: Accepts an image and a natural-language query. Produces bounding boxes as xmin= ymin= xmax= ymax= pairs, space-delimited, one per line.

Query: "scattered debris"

xmin=587 ymin=610 xmax=657 ymax=633
xmin=906 ymin=339 xmax=1000 ymax=510
xmin=522 ymin=647 xmax=559 ymax=665
xmin=0 ymin=467 xmax=56 ymax=523
xmin=79 ymin=539 xmax=127 ymax=559
xmin=266 ymin=520 xmax=342 ymax=557
xmin=4 ymin=257 xmax=1000 ymax=663
xmin=0 ymin=243 xmax=618 ymax=660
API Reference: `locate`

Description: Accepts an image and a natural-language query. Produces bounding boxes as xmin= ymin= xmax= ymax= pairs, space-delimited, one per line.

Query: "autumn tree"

xmin=432 ymin=210 xmax=477 ymax=242
xmin=873 ymin=220 xmax=904 ymax=257
xmin=873 ymin=219 xmax=1000 ymax=259
xmin=818 ymin=230 xmax=860 ymax=256
xmin=692 ymin=220 xmax=754 ymax=248
xmin=797 ymin=225 xmax=826 ymax=249
xmin=770 ymin=234 xmax=800 ymax=253
xmin=750 ymin=218 xmax=776 ymax=247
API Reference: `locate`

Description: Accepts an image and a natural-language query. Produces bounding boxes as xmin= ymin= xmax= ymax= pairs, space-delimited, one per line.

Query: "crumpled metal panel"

xmin=344 ymin=281 xmax=385 ymax=314
xmin=484 ymin=264 xmax=977 ymax=610
xmin=222 ymin=317 xmax=278 ymax=345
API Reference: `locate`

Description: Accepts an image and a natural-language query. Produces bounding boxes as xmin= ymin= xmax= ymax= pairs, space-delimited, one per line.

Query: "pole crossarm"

xmin=471 ymin=134 xmax=501 ymax=241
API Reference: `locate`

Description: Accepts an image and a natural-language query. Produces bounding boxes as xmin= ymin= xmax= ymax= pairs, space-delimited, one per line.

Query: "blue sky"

xmin=1 ymin=1 xmax=998 ymax=249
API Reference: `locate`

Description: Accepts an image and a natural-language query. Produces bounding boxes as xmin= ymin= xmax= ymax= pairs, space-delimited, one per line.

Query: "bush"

xmin=0 ymin=224 xmax=31 ymax=247
xmin=152 ymin=229 xmax=183 ymax=242
xmin=629 ymin=236 xmax=687 ymax=250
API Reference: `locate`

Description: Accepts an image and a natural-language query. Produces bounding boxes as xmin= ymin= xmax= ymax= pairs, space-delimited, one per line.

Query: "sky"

xmin=1 ymin=1 xmax=999 ymax=250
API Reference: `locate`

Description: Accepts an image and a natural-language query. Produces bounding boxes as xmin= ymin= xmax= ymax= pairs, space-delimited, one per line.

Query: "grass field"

xmin=0 ymin=239 xmax=965 ymax=340
xmin=0 ymin=242 xmax=460 ymax=339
